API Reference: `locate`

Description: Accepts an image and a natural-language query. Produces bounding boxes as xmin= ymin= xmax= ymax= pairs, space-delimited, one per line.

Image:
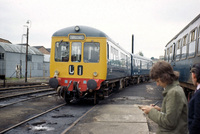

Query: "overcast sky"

xmin=0 ymin=0 xmax=200 ymax=58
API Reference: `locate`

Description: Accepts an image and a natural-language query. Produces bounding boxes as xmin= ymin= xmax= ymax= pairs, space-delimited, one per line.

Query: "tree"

xmin=138 ymin=51 xmax=144 ymax=56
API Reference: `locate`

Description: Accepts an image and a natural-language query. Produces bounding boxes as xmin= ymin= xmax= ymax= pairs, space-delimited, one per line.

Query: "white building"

xmin=0 ymin=42 xmax=49 ymax=78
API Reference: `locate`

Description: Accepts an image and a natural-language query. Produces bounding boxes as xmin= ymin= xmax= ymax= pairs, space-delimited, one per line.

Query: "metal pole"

xmin=132 ymin=34 xmax=134 ymax=54
xmin=25 ymin=27 xmax=29 ymax=82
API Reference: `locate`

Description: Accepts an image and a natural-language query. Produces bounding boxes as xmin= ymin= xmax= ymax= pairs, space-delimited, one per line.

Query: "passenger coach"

xmin=164 ymin=14 xmax=200 ymax=98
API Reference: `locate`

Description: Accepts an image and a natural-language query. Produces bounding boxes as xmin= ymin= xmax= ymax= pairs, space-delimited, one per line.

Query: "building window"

xmin=0 ymin=53 xmax=4 ymax=60
xmin=28 ymin=55 xmax=32 ymax=61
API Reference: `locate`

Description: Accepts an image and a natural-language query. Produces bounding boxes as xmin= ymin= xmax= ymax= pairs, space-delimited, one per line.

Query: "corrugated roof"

xmin=0 ymin=42 xmax=43 ymax=55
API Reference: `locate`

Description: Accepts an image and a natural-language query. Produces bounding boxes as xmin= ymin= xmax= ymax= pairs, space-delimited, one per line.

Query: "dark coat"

xmin=188 ymin=89 xmax=200 ymax=134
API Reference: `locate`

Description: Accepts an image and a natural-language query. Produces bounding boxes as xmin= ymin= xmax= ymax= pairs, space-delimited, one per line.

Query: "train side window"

xmin=188 ymin=28 xmax=197 ymax=58
xmin=83 ymin=42 xmax=100 ymax=63
xmin=168 ymin=45 xmax=173 ymax=62
xmin=166 ymin=48 xmax=169 ymax=62
xmin=176 ymin=40 xmax=181 ymax=61
xmin=55 ymin=42 xmax=69 ymax=62
xmin=164 ymin=49 xmax=167 ymax=61
xmin=181 ymin=35 xmax=188 ymax=59
xmin=71 ymin=42 xmax=81 ymax=62
xmin=120 ymin=52 xmax=126 ymax=67
xmin=111 ymin=46 xmax=119 ymax=66
xmin=198 ymin=26 xmax=200 ymax=55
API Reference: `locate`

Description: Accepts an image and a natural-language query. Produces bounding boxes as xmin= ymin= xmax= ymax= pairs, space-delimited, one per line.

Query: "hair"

xmin=150 ymin=61 xmax=179 ymax=85
xmin=191 ymin=63 xmax=200 ymax=83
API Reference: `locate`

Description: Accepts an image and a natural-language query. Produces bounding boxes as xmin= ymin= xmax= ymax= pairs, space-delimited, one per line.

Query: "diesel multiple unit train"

xmin=49 ymin=25 xmax=152 ymax=104
xmin=164 ymin=14 xmax=200 ymax=99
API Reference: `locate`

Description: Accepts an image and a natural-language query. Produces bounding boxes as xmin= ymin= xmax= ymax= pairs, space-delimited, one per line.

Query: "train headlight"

xmin=54 ymin=70 xmax=59 ymax=78
xmin=93 ymin=72 xmax=98 ymax=77
xmin=74 ymin=26 xmax=80 ymax=32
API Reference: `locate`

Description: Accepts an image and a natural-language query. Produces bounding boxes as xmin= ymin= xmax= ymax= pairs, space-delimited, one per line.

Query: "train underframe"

xmin=50 ymin=75 xmax=150 ymax=104
xmin=180 ymin=82 xmax=196 ymax=101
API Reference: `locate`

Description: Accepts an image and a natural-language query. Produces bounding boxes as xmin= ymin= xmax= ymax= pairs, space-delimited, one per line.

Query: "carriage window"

xmin=111 ymin=46 xmax=119 ymax=60
xmin=188 ymin=29 xmax=197 ymax=57
xmin=55 ymin=41 xmax=69 ymax=62
xmin=176 ymin=40 xmax=181 ymax=61
xmin=170 ymin=45 xmax=173 ymax=60
xmin=135 ymin=59 xmax=140 ymax=69
xmin=141 ymin=60 xmax=147 ymax=69
xmin=181 ymin=35 xmax=188 ymax=59
xmin=167 ymin=48 xmax=170 ymax=62
xmin=84 ymin=42 xmax=100 ymax=63
xmin=71 ymin=42 xmax=81 ymax=62
xmin=168 ymin=45 xmax=173 ymax=62
xmin=120 ymin=52 xmax=126 ymax=67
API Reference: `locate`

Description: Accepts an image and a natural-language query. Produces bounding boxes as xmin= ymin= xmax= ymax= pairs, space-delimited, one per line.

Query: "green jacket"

xmin=148 ymin=81 xmax=188 ymax=134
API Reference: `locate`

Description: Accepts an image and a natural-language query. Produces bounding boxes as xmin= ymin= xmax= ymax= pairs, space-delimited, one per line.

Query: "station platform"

xmin=66 ymin=104 xmax=149 ymax=134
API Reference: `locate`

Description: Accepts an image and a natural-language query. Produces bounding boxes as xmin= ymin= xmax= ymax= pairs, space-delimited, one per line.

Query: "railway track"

xmin=0 ymin=84 xmax=56 ymax=107
xmin=0 ymin=103 xmax=66 ymax=134
xmin=0 ymin=83 xmax=115 ymax=134
xmin=0 ymin=95 xmax=96 ymax=134
xmin=0 ymin=82 xmax=48 ymax=88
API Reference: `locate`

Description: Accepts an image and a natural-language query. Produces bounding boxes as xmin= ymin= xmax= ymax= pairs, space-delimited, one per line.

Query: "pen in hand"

xmin=152 ymin=101 xmax=159 ymax=106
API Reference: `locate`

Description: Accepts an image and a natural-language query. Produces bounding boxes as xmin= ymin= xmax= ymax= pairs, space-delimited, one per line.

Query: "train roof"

xmin=52 ymin=25 xmax=109 ymax=38
xmin=165 ymin=14 xmax=200 ymax=47
xmin=132 ymin=54 xmax=152 ymax=61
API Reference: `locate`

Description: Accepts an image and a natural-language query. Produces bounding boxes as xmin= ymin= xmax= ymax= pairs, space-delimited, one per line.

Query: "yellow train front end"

xmin=49 ymin=26 xmax=107 ymax=104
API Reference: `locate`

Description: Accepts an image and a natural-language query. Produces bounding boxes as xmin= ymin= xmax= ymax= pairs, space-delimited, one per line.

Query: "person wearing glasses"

xmin=140 ymin=61 xmax=188 ymax=134
xmin=188 ymin=63 xmax=200 ymax=134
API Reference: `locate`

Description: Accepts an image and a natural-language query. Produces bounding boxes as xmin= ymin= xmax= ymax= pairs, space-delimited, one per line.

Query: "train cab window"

xmin=83 ymin=42 xmax=100 ymax=63
xmin=71 ymin=42 xmax=81 ymax=62
xmin=181 ymin=35 xmax=188 ymax=59
xmin=55 ymin=42 xmax=69 ymax=62
xmin=176 ymin=40 xmax=181 ymax=61
xmin=188 ymin=28 xmax=197 ymax=57
xmin=198 ymin=26 xmax=200 ymax=55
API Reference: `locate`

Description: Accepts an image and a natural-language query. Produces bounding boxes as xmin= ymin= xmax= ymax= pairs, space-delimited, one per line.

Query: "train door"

xmin=171 ymin=43 xmax=176 ymax=67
